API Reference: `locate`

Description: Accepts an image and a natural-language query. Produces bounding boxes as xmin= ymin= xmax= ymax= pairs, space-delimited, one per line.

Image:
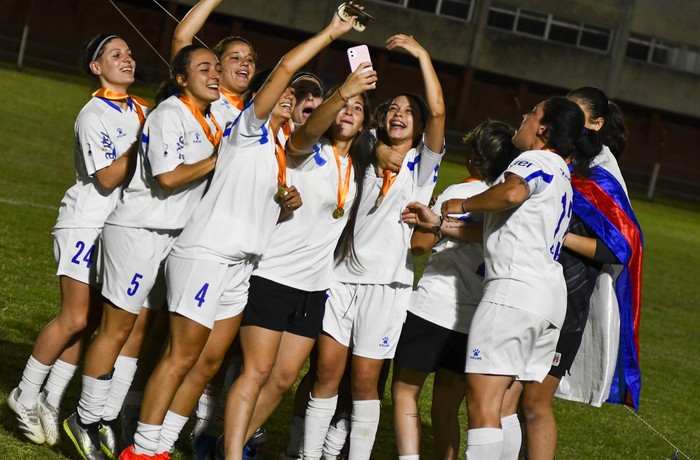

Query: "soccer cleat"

xmin=242 ymin=427 xmax=268 ymax=460
xmin=119 ymin=444 xmax=161 ymax=459
xmin=37 ymin=391 xmax=61 ymax=446
xmin=63 ymin=412 xmax=106 ymax=460
xmin=99 ymin=420 xmax=119 ymax=459
xmin=7 ymin=387 xmax=46 ymax=444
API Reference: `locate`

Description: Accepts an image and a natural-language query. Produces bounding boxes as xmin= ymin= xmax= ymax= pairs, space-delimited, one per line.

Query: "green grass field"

xmin=1 ymin=65 xmax=699 ymax=459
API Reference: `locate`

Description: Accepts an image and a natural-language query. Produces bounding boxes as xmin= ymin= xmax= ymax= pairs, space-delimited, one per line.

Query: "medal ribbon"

xmin=333 ymin=145 xmax=353 ymax=213
xmin=92 ymin=88 xmax=151 ymax=125
xmin=275 ymin=122 xmax=293 ymax=187
xmin=379 ymin=169 xmax=399 ymax=200
xmin=220 ymin=87 xmax=244 ymax=111
xmin=178 ymin=94 xmax=223 ymax=148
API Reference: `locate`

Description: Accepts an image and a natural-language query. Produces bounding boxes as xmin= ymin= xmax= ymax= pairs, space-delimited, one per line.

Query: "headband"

xmin=91 ymin=35 xmax=118 ymax=62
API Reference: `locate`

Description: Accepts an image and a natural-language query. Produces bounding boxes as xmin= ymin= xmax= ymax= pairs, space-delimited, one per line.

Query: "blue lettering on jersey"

xmin=101 ymin=131 xmax=116 ymax=160
xmin=513 ymin=160 xmax=533 ymax=168
xmin=193 ymin=133 xmax=202 ymax=144
xmin=177 ymin=135 xmax=185 ymax=160
xmin=116 ymin=127 xmax=126 ymax=138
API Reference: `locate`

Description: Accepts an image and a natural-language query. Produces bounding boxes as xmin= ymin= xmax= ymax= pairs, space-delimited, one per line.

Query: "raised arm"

xmin=253 ymin=10 xmax=357 ymax=121
xmin=386 ymin=34 xmax=445 ymax=153
xmin=289 ymin=62 xmax=377 ymax=152
xmin=171 ymin=0 xmax=222 ymax=58
xmin=441 ymin=173 xmax=529 ymax=216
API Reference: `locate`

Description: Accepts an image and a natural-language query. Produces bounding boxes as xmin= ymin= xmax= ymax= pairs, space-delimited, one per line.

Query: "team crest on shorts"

xmin=379 ymin=336 xmax=390 ymax=348
xmin=552 ymin=352 xmax=561 ymax=367
xmin=469 ymin=348 xmax=482 ymax=360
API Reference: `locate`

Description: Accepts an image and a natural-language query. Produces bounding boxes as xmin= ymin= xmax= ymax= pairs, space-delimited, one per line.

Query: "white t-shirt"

xmin=254 ymin=139 xmax=357 ymax=292
xmin=481 ymin=149 xmax=572 ymax=328
xmin=105 ymin=95 xmax=217 ymax=230
xmin=333 ymin=138 xmax=444 ymax=285
xmin=408 ymin=180 xmax=489 ymax=334
xmin=170 ymin=101 xmax=284 ymax=263
xmin=210 ymin=95 xmax=241 ymax=132
xmin=55 ymin=96 xmax=148 ymax=229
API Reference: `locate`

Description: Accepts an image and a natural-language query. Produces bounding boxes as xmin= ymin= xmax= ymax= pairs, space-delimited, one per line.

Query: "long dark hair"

xmin=540 ymin=97 xmax=602 ymax=177
xmin=463 ymin=121 xmax=519 ymax=185
xmin=328 ymin=88 xmax=375 ymax=265
xmin=568 ymin=86 xmax=627 ymax=158
xmin=376 ymin=93 xmax=429 ymax=148
xmin=81 ymin=33 xmax=120 ymax=77
xmin=155 ymin=44 xmax=208 ymax=106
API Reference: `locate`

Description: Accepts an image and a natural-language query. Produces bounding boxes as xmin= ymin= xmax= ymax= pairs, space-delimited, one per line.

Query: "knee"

xmin=192 ymin=353 xmax=224 ymax=384
xmin=351 ymin=376 xmax=378 ymax=400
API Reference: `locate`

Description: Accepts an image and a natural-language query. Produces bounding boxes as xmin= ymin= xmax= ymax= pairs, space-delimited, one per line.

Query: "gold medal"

xmin=375 ymin=194 xmax=384 ymax=207
xmin=276 ymin=184 xmax=288 ymax=201
xmin=333 ymin=207 xmax=345 ymax=219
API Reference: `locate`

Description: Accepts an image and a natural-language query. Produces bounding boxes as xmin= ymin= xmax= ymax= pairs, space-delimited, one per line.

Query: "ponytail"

xmin=568 ymin=86 xmax=628 ymax=159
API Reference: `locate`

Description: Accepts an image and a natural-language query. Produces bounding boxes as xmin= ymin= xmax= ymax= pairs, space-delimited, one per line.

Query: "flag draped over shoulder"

xmin=569 ymin=165 xmax=644 ymax=410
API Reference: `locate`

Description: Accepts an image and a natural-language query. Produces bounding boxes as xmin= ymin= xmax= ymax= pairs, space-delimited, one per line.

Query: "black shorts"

xmin=393 ymin=312 xmax=468 ymax=374
xmin=241 ymin=275 xmax=327 ymax=339
xmin=548 ymin=330 xmax=584 ymax=378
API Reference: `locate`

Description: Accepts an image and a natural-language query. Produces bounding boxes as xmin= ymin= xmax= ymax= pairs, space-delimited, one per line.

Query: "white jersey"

xmin=254 ymin=139 xmax=357 ymax=292
xmin=481 ymin=149 xmax=572 ymax=328
xmin=105 ymin=95 xmax=217 ymax=230
xmin=408 ymin=180 xmax=489 ymax=334
xmin=333 ymin=138 xmax=444 ymax=285
xmin=210 ymin=94 xmax=241 ymax=132
xmin=170 ymin=102 xmax=285 ymax=263
xmin=55 ymin=96 xmax=148 ymax=229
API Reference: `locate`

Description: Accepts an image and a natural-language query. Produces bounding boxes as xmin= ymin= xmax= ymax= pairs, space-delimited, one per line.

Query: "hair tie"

xmin=91 ymin=35 xmax=118 ymax=62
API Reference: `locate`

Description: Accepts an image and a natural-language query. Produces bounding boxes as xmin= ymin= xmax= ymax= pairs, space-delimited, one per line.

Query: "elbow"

xmin=410 ymin=241 xmax=431 ymax=256
xmin=155 ymin=175 xmax=176 ymax=193
xmin=95 ymin=179 xmax=118 ymax=193
xmin=429 ymin=102 xmax=446 ymax=121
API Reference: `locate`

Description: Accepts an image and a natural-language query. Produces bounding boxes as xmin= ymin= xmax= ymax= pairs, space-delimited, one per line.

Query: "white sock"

xmin=133 ymin=422 xmax=161 ymax=456
xmin=102 ymin=356 xmax=138 ymax=422
xmin=323 ymin=418 xmax=349 ymax=458
xmin=284 ymin=414 xmax=305 ymax=456
xmin=466 ymin=427 xmax=503 ymax=460
xmin=156 ymin=411 xmax=189 ymax=454
xmin=43 ymin=359 xmax=77 ymax=409
xmin=17 ymin=356 xmax=51 ymax=407
xmin=77 ymin=374 xmax=112 ymax=425
xmin=303 ymin=394 xmax=338 ymax=460
xmin=500 ymin=414 xmax=522 ymax=460
xmin=398 ymin=455 xmax=420 ymax=460
xmin=192 ymin=384 xmax=221 ymax=437
xmin=348 ymin=399 xmax=381 ymax=460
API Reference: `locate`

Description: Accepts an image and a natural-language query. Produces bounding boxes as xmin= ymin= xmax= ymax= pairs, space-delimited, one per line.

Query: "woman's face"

xmin=384 ymin=95 xmax=423 ymax=145
xmin=91 ymin=38 xmax=135 ymax=89
xmin=219 ymin=42 xmax=256 ymax=95
xmin=271 ymin=86 xmax=296 ymax=123
xmin=179 ymin=49 xmax=221 ymax=105
xmin=330 ymin=94 xmax=365 ymax=141
xmin=512 ymin=101 xmax=545 ymax=151
xmin=291 ymin=78 xmax=323 ymax=125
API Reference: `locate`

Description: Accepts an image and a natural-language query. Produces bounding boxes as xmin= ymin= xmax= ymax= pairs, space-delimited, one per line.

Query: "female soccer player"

xmin=516 ymin=86 xmax=642 ymax=460
xmin=303 ymin=34 xmax=446 ymax=460
xmin=395 ymin=121 xmax=519 ymax=460
xmin=121 ymin=10 xmax=362 ymax=460
xmin=63 ymin=44 xmax=222 ymax=460
xmin=441 ymin=97 xmax=601 ymax=459
xmin=7 ymin=33 xmax=148 ymax=449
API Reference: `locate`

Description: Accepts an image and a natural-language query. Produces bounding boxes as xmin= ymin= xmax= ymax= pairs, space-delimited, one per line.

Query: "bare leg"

xmin=431 ymin=368 xmax=467 ymax=460
xmin=521 ymin=375 xmax=560 ymax=460
xmin=83 ymin=302 xmax=138 ymax=378
xmin=391 ymin=365 xmax=428 ymax=456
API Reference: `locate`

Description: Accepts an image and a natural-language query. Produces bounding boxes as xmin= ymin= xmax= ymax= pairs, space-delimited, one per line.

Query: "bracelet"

xmin=431 ymin=214 xmax=443 ymax=239
xmin=337 ymin=87 xmax=349 ymax=103
xmin=461 ymin=199 xmax=468 ymax=214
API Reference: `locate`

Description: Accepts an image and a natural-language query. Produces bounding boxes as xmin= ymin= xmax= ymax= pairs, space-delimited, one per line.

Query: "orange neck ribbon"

xmin=178 ymin=94 xmax=222 ymax=148
xmin=92 ymin=88 xmax=151 ymax=125
xmin=220 ymin=88 xmax=244 ymax=111
xmin=333 ymin=145 xmax=353 ymax=212
xmin=380 ymin=169 xmax=399 ymax=199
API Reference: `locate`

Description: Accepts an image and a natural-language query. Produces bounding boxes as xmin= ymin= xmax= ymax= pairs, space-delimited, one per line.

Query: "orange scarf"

xmin=92 ymin=88 xmax=151 ymax=125
xmin=178 ymin=94 xmax=223 ymax=148
xmin=220 ymin=87 xmax=244 ymax=111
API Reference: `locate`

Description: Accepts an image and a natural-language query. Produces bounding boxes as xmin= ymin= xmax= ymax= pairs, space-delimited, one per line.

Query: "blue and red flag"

xmin=570 ymin=165 xmax=643 ymax=410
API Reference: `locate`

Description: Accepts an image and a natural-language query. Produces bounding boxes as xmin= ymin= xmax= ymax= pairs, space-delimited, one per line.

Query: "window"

xmin=486 ymin=5 xmax=612 ymax=53
xmin=626 ymin=34 xmax=700 ymax=75
xmin=375 ymin=0 xmax=475 ymax=21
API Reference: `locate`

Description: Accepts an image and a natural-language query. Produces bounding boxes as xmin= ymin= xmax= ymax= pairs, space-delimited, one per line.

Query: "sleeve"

xmin=75 ymin=109 xmax=116 ymax=175
xmin=504 ymin=152 xmax=553 ymax=198
xmin=228 ymin=101 xmax=268 ymax=150
xmin=142 ymin=106 xmax=187 ymax=177
xmin=411 ymin=134 xmax=445 ymax=187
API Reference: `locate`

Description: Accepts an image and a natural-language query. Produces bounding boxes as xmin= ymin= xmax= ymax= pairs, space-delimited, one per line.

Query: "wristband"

xmin=431 ymin=214 xmax=444 ymax=239
xmin=337 ymin=87 xmax=349 ymax=103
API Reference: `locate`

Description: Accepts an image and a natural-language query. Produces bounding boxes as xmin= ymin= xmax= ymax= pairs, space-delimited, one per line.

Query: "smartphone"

xmin=347 ymin=45 xmax=373 ymax=73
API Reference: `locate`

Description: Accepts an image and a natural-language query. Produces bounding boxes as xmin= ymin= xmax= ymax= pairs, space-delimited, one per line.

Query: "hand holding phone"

xmin=347 ymin=44 xmax=373 ymax=73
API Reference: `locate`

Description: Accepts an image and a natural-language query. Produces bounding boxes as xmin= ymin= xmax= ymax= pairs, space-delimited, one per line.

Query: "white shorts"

xmin=166 ymin=255 xmax=252 ymax=329
xmin=100 ymin=224 xmax=176 ymax=314
xmin=52 ymin=228 xmax=101 ymax=285
xmin=322 ymin=282 xmax=411 ymax=360
xmin=465 ymin=301 xmax=560 ymax=383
